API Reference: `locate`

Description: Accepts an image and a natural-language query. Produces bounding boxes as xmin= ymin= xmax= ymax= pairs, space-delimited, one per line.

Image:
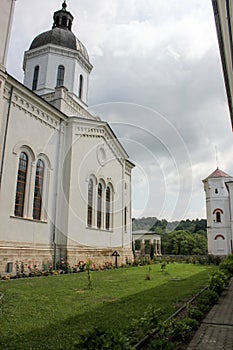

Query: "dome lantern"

xmin=52 ymin=1 xmax=73 ymax=31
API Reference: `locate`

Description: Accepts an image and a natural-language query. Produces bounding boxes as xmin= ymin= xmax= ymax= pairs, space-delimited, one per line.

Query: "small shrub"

xmin=199 ymin=289 xmax=219 ymax=306
xmin=73 ymin=328 xmax=129 ymax=349
xmin=148 ymin=338 xmax=174 ymax=350
xmin=209 ymin=270 xmax=229 ymax=295
xmin=163 ymin=318 xmax=198 ymax=343
xmin=187 ymin=306 xmax=203 ymax=321
xmin=219 ymin=256 xmax=233 ymax=277
xmin=130 ymin=305 xmax=163 ymax=343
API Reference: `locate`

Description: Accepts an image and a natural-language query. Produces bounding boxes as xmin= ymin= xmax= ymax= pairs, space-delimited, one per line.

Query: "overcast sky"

xmin=7 ymin=0 xmax=233 ymax=221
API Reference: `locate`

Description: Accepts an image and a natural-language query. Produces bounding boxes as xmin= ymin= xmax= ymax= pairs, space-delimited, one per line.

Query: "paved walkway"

xmin=187 ymin=278 xmax=233 ymax=350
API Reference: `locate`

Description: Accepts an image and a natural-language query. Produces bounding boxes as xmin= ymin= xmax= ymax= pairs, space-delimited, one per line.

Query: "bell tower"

xmin=23 ymin=1 xmax=92 ymax=111
xmin=203 ymin=168 xmax=233 ymax=256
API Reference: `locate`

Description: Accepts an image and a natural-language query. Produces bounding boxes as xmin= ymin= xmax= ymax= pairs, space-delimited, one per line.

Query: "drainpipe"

xmin=0 ymin=86 xmax=13 ymax=191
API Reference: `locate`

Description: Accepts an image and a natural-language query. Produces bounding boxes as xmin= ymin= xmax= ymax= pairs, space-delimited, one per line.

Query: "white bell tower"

xmin=203 ymin=168 xmax=233 ymax=256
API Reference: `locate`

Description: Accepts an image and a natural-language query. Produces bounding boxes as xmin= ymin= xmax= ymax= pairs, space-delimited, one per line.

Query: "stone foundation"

xmin=0 ymin=241 xmax=134 ymax=274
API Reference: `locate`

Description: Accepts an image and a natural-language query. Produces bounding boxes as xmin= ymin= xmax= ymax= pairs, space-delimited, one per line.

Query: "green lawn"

xmin=0 ymin=263 xmax=213 ymax=349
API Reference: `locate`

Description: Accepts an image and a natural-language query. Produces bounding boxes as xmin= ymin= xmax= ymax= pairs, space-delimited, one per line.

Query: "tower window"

xmin=79 ymin=74 xmax=83 ymax=100
xmin=32 ymin=65 xmax=39 ymax=91
xmin=62 ymin=16 xmax=67 ymax=26
xmin=14 ymin=152 xmax=28 ymax=217
xmin=215 ymin=188 xmax=218 ymax=194
xmin=33 ymin=159 xmax=45 ymax=220
xmin=57 ymin=65 xmax=65 ymax=86
xmin=216 ymin=211 xmax=221 ymax=223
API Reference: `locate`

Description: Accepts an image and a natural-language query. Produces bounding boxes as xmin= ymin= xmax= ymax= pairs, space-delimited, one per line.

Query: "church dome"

xmin=28 ymin=1 xmax=89 ymax=61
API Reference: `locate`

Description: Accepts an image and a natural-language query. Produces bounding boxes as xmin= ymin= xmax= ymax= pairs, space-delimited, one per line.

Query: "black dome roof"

xmin=29 ymin=27 xmax=89 ymax=60
xmin=28 ymin=2 xmax=89 ymax=61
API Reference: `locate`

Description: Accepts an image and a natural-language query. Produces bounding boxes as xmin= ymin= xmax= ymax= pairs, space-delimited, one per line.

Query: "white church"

xmin=0 ymin=1 xmax=134 ymax=273
xmin=203 ymin=168 xmax=233 ymax=256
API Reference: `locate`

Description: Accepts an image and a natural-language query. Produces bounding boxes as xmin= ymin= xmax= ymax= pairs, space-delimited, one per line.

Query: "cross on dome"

xmin=62 ymin=1 xmax=67 ymax=11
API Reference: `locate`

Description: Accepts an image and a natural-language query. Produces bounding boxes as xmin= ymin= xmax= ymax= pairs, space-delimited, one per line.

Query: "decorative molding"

xmin=3 ymin=85 xmax=60 ymax=130
xmin=24 ymin=44 xmax=93 ymax=73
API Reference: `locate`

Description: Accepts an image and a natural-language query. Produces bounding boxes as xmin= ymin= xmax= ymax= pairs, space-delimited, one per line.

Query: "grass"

xmin=0 ymin=263 xmax=213 ymax=349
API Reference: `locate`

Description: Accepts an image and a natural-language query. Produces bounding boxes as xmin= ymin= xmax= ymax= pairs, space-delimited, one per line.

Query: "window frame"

xmin=14 ymin=152 xmax=28 ymax=217
xmin=32 ymin=65 xmax=39 ymax=91
xmin=33 ymin=159 xmax=45 ymax=220
xmin=56 ymin=65 xmax=65 ymax=86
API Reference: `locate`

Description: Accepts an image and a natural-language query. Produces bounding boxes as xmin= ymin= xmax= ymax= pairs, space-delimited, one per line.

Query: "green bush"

xmin=163 ymin=318 xmax=199 ymax=343
xmin=209 ymin=270 xmax=229 ymax=295
xmin=199 ymin=289 xmax=219 ymax=306
xmin=148 ymin=338 xmax=174 ymax=350
xmin=130 ymin=305 xmax=163 ymax=344
xmin=73 ymin=328 xmax=129 ymax=350
xmin=187 ymin=306 xmax=203 ymax=321
xmin=219 ymin=256 xmax=233 ymax=276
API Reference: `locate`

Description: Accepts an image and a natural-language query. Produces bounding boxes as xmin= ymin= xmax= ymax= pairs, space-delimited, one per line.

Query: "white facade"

xmin=0 ymin=2 xmax=134 ymax=273
xmin=203 ymin=168 xmax=233 ymax=256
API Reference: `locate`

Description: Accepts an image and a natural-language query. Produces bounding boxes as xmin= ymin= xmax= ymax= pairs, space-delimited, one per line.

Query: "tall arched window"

xmin=105 ymin=186 xmax=111 ymax=230
xmin=97 ymin=183 xmax=102 ymax=229
xmin=62 ymin=16 xmax=67 ymax=26
xmin=216 ymin=211 xmax=221 ymax=223
xmin=14 ymin=152 xmax=28 ymax=217
xmin=33 ymin=159 xmax=45 ymax=220
xmin=87 ymin=179 xmax=94 ymax=227
xmin=57 ymin=65 xmax=65 ymax=86
xmin=79 ymin=74 xmax=83 ymax=99
xmin=32 ymin=65 xmax=39 ymax=91
xmin=124 ymin=206 xmax=127 ymax=232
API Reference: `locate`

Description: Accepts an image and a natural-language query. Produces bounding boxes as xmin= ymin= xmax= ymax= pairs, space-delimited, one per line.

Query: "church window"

xmin=105 ymin=186 xmax=111 ymax=230
xmin=97 ymin=183 xmax=102 ymax=229
xmin=32 ymin=65 xmax=39 ymax=91
xmin=33 ymin=159 xmax=45 ymax=220
xmin=79 ymin=74 xmax=83 ymax=100
xmin=124 ymin=206 xmax=127 ymax=232
xmin=87 ymin=179 xmax=94 ymax=227
xmin=216 ymin=211 xmax=221 ymax=223
xmin=57 ymin=65 xmax=65 ymax=86
xmin=14 ymin=152 xmax=28 ymax=217
xmin=215 ymin=188 xmax=218 ymax=194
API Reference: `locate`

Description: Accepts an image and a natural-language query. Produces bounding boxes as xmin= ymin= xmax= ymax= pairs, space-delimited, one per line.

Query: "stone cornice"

xmin=3 ymin=79 xmax=66 ymax=130
xmin=23 ymin=44 xmax=93 ymax=73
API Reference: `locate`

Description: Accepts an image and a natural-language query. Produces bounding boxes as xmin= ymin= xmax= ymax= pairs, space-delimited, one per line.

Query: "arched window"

xmin=124 ymin=206 xmax=127 ymax=232
xmin=62 ymin=16 xmax=67 ymax=26
xmin=14 ymin=152 xmax=28 ymax=217
xmin=97 ymin=183 xmax=102 ymax=229
xmin=79 ymin=74 xmax=83 ymax=99
xmin=216 ymin=211 xmax=221 ymax=223
xmin=87 ymin=179 xmax=94 ymax=227
xmin=32 ymin=65 xmax=39 ymax=91
xmin=105 ymin=186 xmax=111 ymax=230
xmin=57 ymin=65 xmax=65 ymax=86
xmin=33 ymin=159 xmax=45 ymax=220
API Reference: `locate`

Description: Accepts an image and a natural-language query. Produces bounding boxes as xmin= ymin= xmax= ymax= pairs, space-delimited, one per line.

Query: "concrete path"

xmin=187 ymin=278 xmax=233 ymax=350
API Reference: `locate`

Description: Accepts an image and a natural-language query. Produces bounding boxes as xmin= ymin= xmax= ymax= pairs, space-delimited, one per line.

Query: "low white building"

xmin=203 ymin=168 xmax=233 ymax=256
xmin=0 ymin=1 xmax=134 ymax=273
xmin=132 ymin=230 xmax=161 ymax=256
